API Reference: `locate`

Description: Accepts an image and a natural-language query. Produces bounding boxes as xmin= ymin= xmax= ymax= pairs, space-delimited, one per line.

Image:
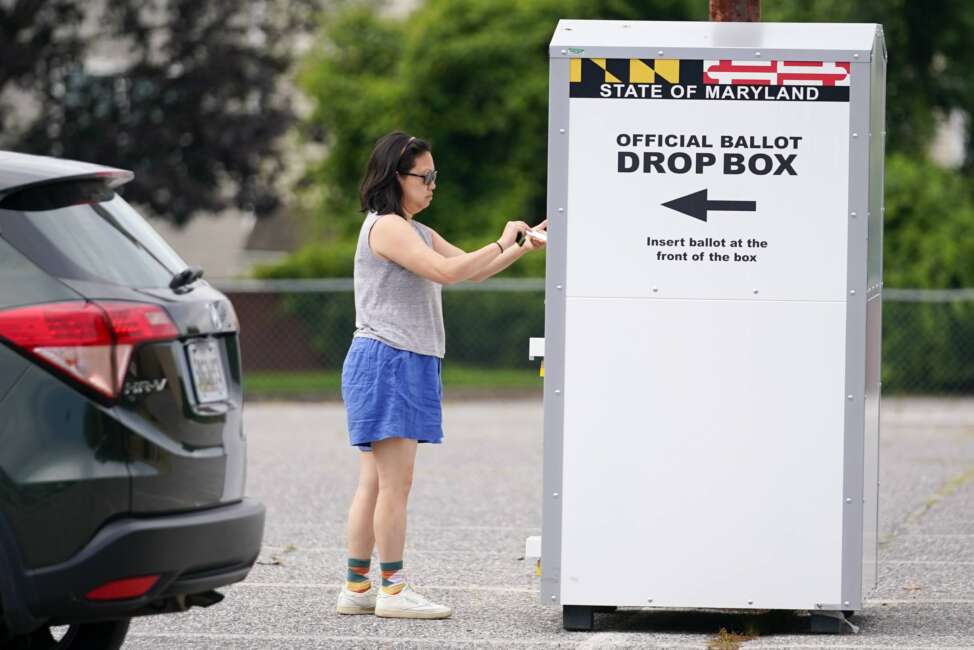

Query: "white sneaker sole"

xmin=374 ymin=607 xmax=452 ymax=619
xmin=336 ymin=603 xmax=375 ymax=615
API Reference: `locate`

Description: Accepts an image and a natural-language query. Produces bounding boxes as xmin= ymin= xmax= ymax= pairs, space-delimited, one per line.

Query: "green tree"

xmin=763 ymin=0 xmax=974 ymax=168
xmin=295 ymin=0 xmax=704 ymax=244
xmin=279 ymin=0 xmax=974 ymax=289
xmin=807 ymin=0 xmax=974 ymax=289
xmin=0 ymin=2 xmax=86 ymax=130
xmin=297 ymin=3 xmax=408 ymax=239
xmin=883 ymin=153 xmax=974 ymax=288
xmin=2 ymin=0 xmax=323 ymax=224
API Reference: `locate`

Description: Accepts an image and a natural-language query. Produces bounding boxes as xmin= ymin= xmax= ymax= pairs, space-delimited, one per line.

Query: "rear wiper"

xmin=170 ymin=265 xmax=204 ymax=291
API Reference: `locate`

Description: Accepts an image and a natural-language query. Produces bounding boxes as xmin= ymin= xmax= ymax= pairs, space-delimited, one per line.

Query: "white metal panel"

xmin=551 ymin=20 xmax=878 ymax=54
xmin=529 ymin=337 xmax=546 ymax=360
xmin=565 ymin=98 xmax=850 ymax=302
xmin=561 ymin=298 xmax=846 ymax=609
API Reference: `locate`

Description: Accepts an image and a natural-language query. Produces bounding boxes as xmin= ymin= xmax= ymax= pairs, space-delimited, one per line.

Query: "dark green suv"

xmin=0 ymin=151 xmax=265 ymax=648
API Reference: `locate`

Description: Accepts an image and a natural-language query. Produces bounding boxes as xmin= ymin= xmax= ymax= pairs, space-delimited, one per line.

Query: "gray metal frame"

xmin=540 ymin=55 xmax=570 ymax=606
xmin=863 ymin=26 xmax=887 ymax=595
xmin=839 ymin=57 xmax=871 ymax=612
xmin=839 ymin=27 xmax=886 ymax=611
xmin=550 ymin=46 xmax=871 ymax=63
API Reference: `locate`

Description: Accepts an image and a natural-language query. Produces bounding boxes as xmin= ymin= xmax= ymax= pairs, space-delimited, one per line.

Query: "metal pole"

xmin=709 ymin=0 xmax=760 ymax=21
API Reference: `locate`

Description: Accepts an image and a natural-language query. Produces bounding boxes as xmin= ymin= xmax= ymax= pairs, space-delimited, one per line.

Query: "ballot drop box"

xmin=536 ymin=20 xmax=886 ymax=631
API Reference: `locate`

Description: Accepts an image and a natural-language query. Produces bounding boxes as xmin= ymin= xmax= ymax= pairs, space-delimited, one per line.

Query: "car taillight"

xmin=0 ymin=301 xmax=178 ymax=399
xmin=86 ymin=575 xmax=160 ymax=601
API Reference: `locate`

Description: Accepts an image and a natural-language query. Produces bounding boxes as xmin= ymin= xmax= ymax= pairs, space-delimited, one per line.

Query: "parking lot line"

xmin=233 ymin=584 xmax=974 ymax=605
xmin=880 ymin=560 xmax=974 ymax=566
xmin=260 ymin=545 xmax=518 ymax=557
xmin=236 ymin=582 xmax=535 ymax=593
xmin=125 ymin=632 xmax=706 ymax=648
xmin=865 ymin=599 xmax=974 ymax=605
xmin=125 ymin=631 xmax=974 ymax=650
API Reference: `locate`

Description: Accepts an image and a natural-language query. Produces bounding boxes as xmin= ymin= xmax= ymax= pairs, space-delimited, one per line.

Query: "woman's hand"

xmin=498 ymin=220 xmax=530 ymax=250
xmin=522 ymin=219 xmax=548 ymax=251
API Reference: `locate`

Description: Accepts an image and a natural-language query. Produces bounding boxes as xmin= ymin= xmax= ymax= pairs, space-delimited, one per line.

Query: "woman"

xmin=335 ymin=132 xmax=546 ymax=619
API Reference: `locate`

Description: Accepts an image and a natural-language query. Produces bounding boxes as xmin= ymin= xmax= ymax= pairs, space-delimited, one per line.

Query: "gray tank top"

xmin=352 ymin=212 xmax=445 ymax=358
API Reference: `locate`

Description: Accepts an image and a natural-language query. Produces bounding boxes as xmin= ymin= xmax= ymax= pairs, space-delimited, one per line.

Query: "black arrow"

xmin=661 ymin=189 xmax=757 ymax=222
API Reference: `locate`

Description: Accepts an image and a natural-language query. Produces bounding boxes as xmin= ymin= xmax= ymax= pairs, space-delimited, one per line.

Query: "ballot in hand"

xmin=520 ymin=220 xmax=547 ymax=250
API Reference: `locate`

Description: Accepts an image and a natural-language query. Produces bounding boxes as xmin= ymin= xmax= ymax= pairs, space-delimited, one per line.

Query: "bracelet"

xmin=494 ymin=241 xmax=505 ymax=253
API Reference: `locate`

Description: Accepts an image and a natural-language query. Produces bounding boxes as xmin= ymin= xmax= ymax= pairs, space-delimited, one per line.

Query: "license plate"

xmin=187 ymin=339 xmax=228 ymax=403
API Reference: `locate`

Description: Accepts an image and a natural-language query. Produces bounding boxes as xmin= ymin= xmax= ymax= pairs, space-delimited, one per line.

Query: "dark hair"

xmin=359 ymin=131 xmax=432 ymax=217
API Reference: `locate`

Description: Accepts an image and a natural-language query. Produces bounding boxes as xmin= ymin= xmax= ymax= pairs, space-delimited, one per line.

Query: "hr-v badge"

xmin=209 ymin=302 xmax=231 ymax=331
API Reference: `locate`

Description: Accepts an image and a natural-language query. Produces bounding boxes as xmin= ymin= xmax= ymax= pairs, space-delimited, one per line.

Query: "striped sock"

xmin=346 ymin=557 xmax=371 ymax=593
xmin=380 ymin=560 xmax=406 ymax=595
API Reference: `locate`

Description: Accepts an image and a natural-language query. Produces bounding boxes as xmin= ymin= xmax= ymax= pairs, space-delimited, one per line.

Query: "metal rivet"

xmin=845 ymin=497 xmax=853 ymax=503
xmin=551 ymin=595 xmax=557 ymax=601
xmin=850 ymin=289 xmax=856 ymax=295
xmin=554 ymin=389 xmax=561 ymax=395
xmin=556 ymin=285 xmax=563 ymax=291
xmin=560 ymin=49 xmax=566 ymax=54
xmin=844 ymin=601 xmax=850 ymax=606
xmin=852 ymin=132 xmax=859 ymax=138
xmin=652 ymin=287 xmax=658 ymax=293
xmin=565 ymin=27 xmax=572 ymax=31
xmin=559 ymin=128 xmax=565 ymax=134
xmin=552 ymin=492 xmax=559 ymax=498
xmin=854 ymin=53 xmax=860 ymax=59
xmin=753 ymin=289 xmax=759 ymax=295
xmin=850 ymin=212 xmax=857 ymax=217
xmin=754 ymin=51 xmax=761 ymax=56
xmin=816 ymin=604 xmax=823 ymax=609
xmin=647 ymin=599 xmax=653 ymax=603
xmin=657 ymin=50 xmax=664 ymax=56
xmin=748 ymin=600 xmax=754 ymax=605
xmin=848 ymin=394 xmax=854 ymax=400
xmin=557 ymin=207 xmax=564 ymax=212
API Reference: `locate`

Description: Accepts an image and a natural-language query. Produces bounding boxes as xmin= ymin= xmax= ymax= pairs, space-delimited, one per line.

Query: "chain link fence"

xmin=217 ymin=280 xmax=974 ymax=396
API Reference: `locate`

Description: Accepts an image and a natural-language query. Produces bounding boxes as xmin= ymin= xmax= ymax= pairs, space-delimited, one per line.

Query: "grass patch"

xmin=244 ymin=365 xmax=542 ymax=399
xmin=707 ymin=627 xmax=758 ymax=650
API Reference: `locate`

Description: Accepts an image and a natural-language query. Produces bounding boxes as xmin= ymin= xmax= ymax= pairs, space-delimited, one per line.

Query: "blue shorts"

xmin=341 ymin=337 xmax=444 ymax=451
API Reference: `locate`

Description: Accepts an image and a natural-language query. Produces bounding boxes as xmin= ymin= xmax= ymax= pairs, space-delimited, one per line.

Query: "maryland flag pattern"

xmin=569 ymin=58 xmax=850 ymax=102
xmin=570 ymin=58 xmax=703 ymax=97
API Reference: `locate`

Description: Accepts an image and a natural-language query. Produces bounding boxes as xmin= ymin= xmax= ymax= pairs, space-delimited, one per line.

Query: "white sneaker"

xmin=336 ymin=585 xmax=376 ymax=615
xmin=374 ymin=584 xmax=453 ymax=619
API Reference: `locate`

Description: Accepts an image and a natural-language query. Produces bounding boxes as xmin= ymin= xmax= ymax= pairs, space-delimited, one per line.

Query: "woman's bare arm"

xmin=467 ymin=242 xmax=528 ymax=282
xmin=370 ymin=215 xmax=505 ymax=285
xmin=468 ymin=219 xmax=546 ymax=282
xmin=429 ymin=230 xmax=466 ymax=258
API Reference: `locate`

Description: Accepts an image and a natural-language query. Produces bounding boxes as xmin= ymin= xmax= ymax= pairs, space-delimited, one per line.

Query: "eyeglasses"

xmin=401 ymin=170 xmax=438 ymax=186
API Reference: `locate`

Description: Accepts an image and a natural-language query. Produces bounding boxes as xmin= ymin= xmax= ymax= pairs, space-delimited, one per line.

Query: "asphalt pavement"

xmin=126 ymin=397 xmax=974 ymax=649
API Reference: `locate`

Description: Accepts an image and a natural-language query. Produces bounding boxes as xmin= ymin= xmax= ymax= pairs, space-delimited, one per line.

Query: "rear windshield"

xmin=0 ymin=236 xmax=79 ymax=309
xmin=0 ymin=180 xmax=188 ymax=289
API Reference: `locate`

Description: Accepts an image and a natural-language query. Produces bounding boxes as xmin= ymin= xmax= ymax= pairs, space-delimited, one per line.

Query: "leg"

xmin=370 ymin=438 xmax=451 ymax=619
xmin=371 ymin=438 xmax=418 ymax=564
xmin=346 ymin=450 xmax=379 ymax=560
xmin=337 ymin=449 xmax=382 ymax=614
